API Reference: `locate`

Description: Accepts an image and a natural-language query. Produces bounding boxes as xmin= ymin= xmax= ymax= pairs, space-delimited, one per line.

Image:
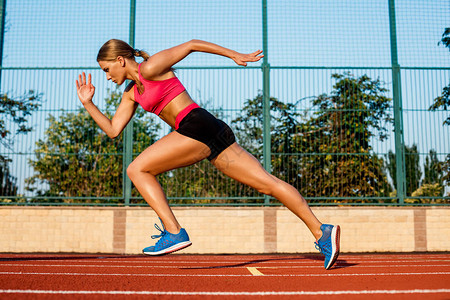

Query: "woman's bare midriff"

xmin=158 ymin=91 xmax=196 ymax=128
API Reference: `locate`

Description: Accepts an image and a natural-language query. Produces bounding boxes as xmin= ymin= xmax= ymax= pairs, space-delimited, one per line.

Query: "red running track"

xmin=0 ymin=253 xmax=448 ymax=299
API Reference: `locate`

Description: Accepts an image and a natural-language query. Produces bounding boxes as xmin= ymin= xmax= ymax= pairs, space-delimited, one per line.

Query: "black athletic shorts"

xmin=176 ymin=108 xmax=236 ymax=161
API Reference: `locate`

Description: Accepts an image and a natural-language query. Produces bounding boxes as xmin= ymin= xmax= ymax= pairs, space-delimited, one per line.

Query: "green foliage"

xmin=232 ymin=93 xmax=303 ymax=155
xmin=429 ymin=85 xmax=450 ymax=126
xmin=228 ymin=93 xmax=304 ymax=202
xmin=389 ymin=148 xmax=448 ymax=201
xmin=232 ymin=73 xmax=393 ymax=202
xmin=423 ymin=149 xmax=444 ymax=186
xmin=0 ymin=91 xmax=42 ymax=145
xmin=437 ymin=27 xmax=450 ymax=49
xmin=23 ymin=72 xmax=446 ymax=205
xmin=387 ymin=144 xmax=422 ymax=196
xmin=311 ymin=73 xmax=392 ymax=143
xmin=422 ymin=150 xmax=448 ymax=198
xmin=298 ymin=73 xmax=393 ymax=200
xmin=0 ymin=91 xmax=42 ymax=197
xmin=441 ymin=155 xmax=450 ymax=194
xmin=0 ymin=156 xmax=17 ymax=196
xmin=26 ymin=88 xmax=160 ymax=203
xmin=408 ymin=183 xmax=446 ymax=204
xmin=426 ymin=28 xmax=450 ymax=195
xmin=429 ymin=28 xmax=450 ymax=126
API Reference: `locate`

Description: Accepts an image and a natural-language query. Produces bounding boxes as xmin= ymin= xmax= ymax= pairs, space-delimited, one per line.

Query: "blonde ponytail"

xmin=134 ymin=49 xmax=150 ymax=60
xmin=97 ymin=39 xmax=150 ymax=62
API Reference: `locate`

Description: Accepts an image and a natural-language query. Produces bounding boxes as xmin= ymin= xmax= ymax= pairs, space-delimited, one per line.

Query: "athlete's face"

xmin=98 ymin=58 xmax=126 ymax=85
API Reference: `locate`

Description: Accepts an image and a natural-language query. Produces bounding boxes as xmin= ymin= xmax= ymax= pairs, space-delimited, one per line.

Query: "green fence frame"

xmin=0 ymin=0 xmax=448 ymax=206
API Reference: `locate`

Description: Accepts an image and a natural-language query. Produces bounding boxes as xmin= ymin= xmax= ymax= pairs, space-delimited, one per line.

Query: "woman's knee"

xmin=126 ymin=161 xmax=138 ymax=179
xmin=127 ymin=160 xmax=155 ymax=179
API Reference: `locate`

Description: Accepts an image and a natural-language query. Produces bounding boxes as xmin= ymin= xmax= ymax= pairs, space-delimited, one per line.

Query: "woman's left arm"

xmin=141 ymin=40 xmax=263 ymax=78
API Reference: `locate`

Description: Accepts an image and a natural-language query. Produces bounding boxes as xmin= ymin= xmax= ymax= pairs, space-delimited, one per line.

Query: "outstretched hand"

xmin=76 ymin=72 xmax=96 ymax=105
xmin=232 ymin=50 xmax=264 ymax=66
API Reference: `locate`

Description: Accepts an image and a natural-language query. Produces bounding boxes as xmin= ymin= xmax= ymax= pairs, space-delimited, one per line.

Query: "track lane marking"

xmin=1 ymin=258 xmax=449 ymax=264
xmin=0 ymin=288 xmax=449 ymax=296
xmin=0 ymin=258 xmax=445 ymax=261
xmin=0 ymin=271 xmax=448 ymax=277
xmin=0 ymin=263 xmax=449 ymax=268
xmin=247 ymin=267 xmax=264 ymax=276
xmin=1 ymin=259 xmax=448 ymax=266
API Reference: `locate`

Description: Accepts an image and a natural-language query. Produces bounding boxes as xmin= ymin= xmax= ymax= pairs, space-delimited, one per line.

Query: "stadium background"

xmin=0 ymin=0 xmax=449 ymax=207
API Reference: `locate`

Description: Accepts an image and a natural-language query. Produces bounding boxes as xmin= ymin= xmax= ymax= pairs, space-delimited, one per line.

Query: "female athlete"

xmin=75 ymin=39 xmax=340 ymax=269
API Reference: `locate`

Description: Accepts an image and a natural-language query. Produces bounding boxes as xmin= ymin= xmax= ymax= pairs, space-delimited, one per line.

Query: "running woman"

xmin=75 ymin=39 xmax=340 ymax=269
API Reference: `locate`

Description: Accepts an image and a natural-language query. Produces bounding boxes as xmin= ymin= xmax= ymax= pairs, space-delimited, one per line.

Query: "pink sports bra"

xmin=133 ymin=63 xmax=186 ymax=115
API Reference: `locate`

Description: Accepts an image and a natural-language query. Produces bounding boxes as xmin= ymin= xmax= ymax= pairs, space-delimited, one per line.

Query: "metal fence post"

xmin=262 ymin=0 xmax=271 ymax=204
xmin=0 ymin=0 xmax=7 ymax=91
xmin=388 ymin=0 xmax=406 ymax=204
xmin=122 ymin=0 xmax=136 ymax=206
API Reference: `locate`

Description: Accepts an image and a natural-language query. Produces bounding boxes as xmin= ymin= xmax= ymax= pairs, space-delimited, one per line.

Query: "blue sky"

xmin=3 ymin=0 xmax=449 ymax=68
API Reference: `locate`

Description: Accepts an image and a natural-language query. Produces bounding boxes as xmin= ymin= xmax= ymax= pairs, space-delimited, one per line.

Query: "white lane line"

xmin=0 ymin=289 xmax=448 ymax=296
xmin=0 ymin=271 xmax=448 ymax=277
xmin=0 ymin=263 xmax=449 ymax=269
xmin=1 ymin=260 xmax=448 ymax=266
xmin=258 ymin=264 xmax=450 ymax=269
xmin=1 ymin=258 xmax=449 ymax=264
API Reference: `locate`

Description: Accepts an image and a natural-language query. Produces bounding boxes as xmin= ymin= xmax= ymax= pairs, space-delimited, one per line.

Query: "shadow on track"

xmin=180 ymin=254 xmax=357 ymax=270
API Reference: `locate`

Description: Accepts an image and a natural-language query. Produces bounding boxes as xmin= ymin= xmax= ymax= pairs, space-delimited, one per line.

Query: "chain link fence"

xmin=0 ymin=0 xmax=449 ymax=206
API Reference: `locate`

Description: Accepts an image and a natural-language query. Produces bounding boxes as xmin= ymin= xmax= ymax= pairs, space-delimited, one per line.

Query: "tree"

xmin=0 ymin=155 xmax=17 ymax=196
xmin=26 ymin=88 xmax=160 ymax=203
xmin=411 ymin=183 xmax=445 ymax=203
xmin=231 ymin=74 xmax=393 ymax=203
xmin=409 ymin=149 xmax=446 ymax=203
xmin=388 ymin=148 xmax=447 ymax=202
xmin=438 ymin=27 xmax=450 ymax=48
xmin=232 ymin=92 xmax=303 ymax=155
xmin=0 ymin=91 xmax=41 ymax=197
xmin=230 ymin=93 xmax=304 ymax=202
xmin=386 ymin=144 xmax=422 ymax=196
xmin=428 ymin=28 xmax=450 ymax=194
xmin=423 ymin=149 xmax=444 ymax=186
xmin=297 ymin=73 xmax=392 ymax=201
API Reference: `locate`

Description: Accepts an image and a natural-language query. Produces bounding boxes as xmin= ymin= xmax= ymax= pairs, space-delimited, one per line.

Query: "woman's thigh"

xmin=129 ymin=131 xmax=211 ymax=176
xmin=211 ymin=143 xmax=279 ymax=192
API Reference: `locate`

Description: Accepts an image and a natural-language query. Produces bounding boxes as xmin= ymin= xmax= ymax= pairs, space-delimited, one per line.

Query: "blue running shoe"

xmin=315 ymin=224 xmax=340 ymax=270
xmin=142 ymin=220 xmax=192 ymax=256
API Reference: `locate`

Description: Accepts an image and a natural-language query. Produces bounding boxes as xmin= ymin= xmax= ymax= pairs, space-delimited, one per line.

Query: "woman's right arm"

xmin=76 ymin=72 xmax=138 ymax=139
xmin=141 ymin=40 xmax=263 ymax=78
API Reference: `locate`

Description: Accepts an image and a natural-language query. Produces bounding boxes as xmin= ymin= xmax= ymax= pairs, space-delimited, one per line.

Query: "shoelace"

xmin=151 ymin=222 xmax=167 ymax=248
xmin=314 ymin=242 xmax=322 ymax=252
